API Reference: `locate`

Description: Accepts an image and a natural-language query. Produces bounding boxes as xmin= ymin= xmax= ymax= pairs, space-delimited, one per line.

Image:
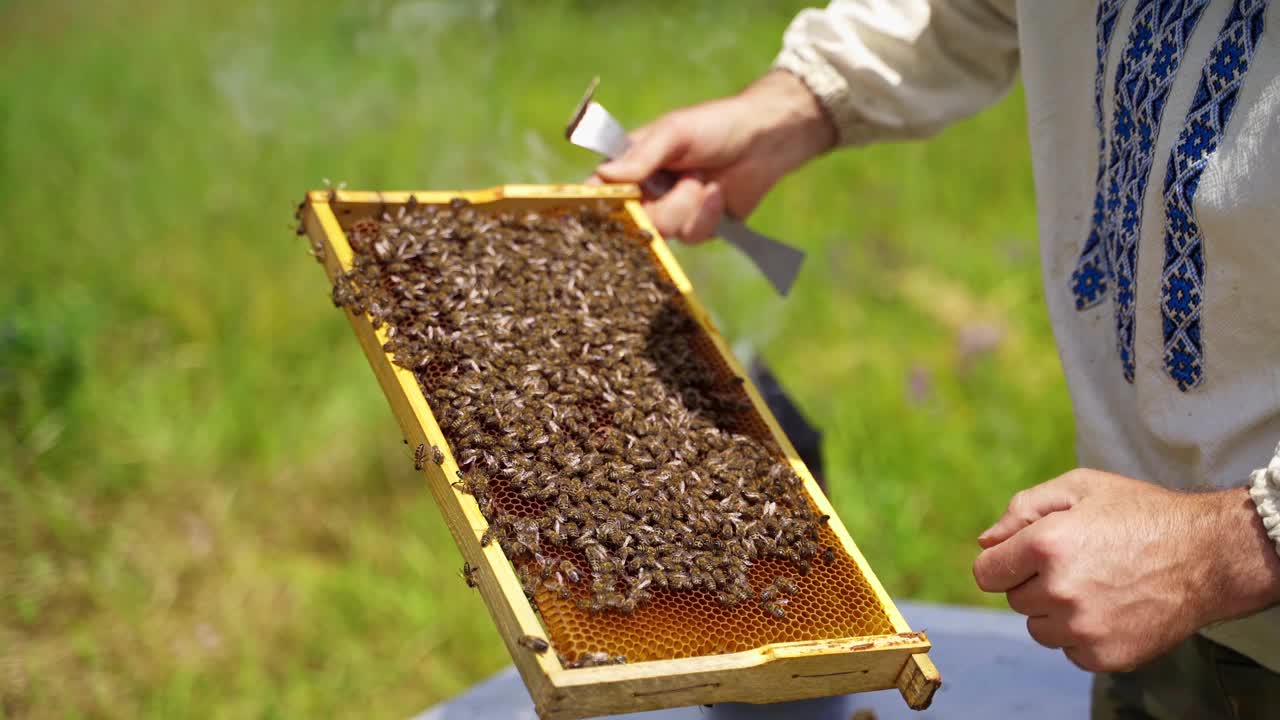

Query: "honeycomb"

xmin=531 ymin=521 xmax=894 ymax=662
xmin=366 ymin=201 xmax=897 ymax=665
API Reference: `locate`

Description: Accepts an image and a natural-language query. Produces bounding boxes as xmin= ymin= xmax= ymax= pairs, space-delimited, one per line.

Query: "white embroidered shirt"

xmin=775 ymin=0 xmax=1280 ymax=670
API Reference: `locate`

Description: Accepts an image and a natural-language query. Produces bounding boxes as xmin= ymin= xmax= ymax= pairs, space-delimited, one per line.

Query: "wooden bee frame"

xmin=301 ymin=184 xmax=939 ymax=718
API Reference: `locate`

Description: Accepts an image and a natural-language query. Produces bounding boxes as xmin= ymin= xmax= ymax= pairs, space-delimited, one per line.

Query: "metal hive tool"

xmin=565 ymin=78 xmax=806 ymax=296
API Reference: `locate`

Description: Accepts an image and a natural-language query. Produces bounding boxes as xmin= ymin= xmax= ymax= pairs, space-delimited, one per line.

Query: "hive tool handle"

xmin=565 ymin=81 xmax=804 ymax=296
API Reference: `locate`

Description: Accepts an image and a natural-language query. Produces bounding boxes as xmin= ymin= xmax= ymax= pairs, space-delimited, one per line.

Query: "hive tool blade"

xmin=565 ymin=78 xmax=804 ymax=296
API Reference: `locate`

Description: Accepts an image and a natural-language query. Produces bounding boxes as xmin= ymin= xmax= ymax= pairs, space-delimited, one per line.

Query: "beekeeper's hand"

xmin=973 ymin=470 xmax=1280 ymax=673
xmin=591 ymin=70 xmax=835 ymax=243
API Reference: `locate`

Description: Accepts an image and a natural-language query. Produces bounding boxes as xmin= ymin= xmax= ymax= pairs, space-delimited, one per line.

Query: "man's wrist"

xmin=1195 ymin=487 xmax=1280 ymax=625
xmin=740 ymin=70 xmax=837 ymax=170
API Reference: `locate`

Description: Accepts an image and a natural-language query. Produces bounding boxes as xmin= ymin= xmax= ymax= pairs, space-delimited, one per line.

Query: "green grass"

xmin=0 ymin=0 xmax=1072 ymax=716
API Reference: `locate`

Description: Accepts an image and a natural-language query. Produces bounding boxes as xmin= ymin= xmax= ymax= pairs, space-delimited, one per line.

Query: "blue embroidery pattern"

xmin=1108 ymin=0 xmax=1211 ymax=382
xmin=1071 ymin=0 xmax=1132 ymax=311
xmin=1160 ymin=0 xmax=1269 ymax=391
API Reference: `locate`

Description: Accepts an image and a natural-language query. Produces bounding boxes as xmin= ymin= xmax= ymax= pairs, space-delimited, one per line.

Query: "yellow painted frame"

xmin=301 ymin=184 xmax=939 ymax=718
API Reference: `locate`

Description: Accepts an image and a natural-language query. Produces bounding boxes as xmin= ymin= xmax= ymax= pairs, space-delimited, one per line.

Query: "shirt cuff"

xmin=772 ymin=46 xmax=876 ymax=148
xmin=1248 ymin=443 xmax=1280 ymax=559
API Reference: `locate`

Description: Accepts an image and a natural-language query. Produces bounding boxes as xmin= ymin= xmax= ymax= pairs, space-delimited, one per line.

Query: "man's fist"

xmin=974 ymin=469 xmax=1280 ymax=673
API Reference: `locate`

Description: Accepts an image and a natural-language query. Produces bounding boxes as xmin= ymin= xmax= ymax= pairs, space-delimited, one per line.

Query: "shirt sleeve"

xmin=773 ymin=0 xmax=1021 ymax=147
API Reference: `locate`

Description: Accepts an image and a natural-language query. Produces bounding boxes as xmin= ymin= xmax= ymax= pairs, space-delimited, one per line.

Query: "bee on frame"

xmin=517 ymin=635 xmax=549 ymax=653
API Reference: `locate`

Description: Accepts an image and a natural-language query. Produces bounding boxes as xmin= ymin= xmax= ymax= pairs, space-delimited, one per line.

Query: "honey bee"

xmin=460 ymin=562 xmax=478 ymax=588
xmin=543 ymin=579 xmax=572 ymax=599
xmin=414 ymin=443 xmax=428 ymax=470
xmin=517 ymin=635 xmax=549 ymax=653
xmin=775 ymin=577 xmax=799 ymax=595
xmin=822 ymin=546 xmax=836 ymax=564
xmin=762 ymin=601 xmax=787 ymax=620
xmin=577 ymin=651 xmax=612 ymax=667
xmin=520 ymin=574 xmax=539 ymax=598
xmin=323 ymin=178 xmax=346 ymax=203
xmin=559 ymin=560 xmax=582 ymax=585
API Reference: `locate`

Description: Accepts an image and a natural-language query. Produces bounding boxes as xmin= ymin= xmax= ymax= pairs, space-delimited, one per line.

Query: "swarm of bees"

xmin=326 ymin=198 xmax=831 ymax=627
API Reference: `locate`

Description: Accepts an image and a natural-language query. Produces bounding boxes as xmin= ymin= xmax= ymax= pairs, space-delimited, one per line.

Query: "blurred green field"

xmin=0 ymin=0 xmax=1073 ymax=717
